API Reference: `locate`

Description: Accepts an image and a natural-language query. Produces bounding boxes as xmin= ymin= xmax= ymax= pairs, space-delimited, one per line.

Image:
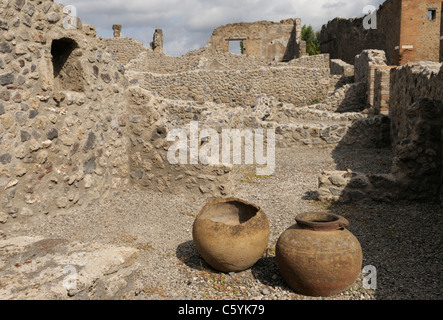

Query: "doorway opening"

xmin=51 ymin=38 xmax=84 ymax=92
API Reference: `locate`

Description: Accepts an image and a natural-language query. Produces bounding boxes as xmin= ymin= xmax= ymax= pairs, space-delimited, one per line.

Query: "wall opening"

xmin=51 ymin=38 xmax=84 ymax=92
xmin=428 ymin=9 xmax=437 ymax=21
xmin=228 ymin=39 xmax=245 ymax=55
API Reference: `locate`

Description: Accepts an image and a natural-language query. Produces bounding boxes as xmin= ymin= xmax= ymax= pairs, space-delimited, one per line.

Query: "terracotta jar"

xmin=192 ymin=198 xmax=270 ymax=273
xmin=275 ymin=212 xmax=362 ymax=297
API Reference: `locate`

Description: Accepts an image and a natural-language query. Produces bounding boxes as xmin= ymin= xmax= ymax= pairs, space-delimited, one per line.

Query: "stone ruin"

xmin=0 ymin=0 xmax=442 ymax=299
xmin=0 ymin=0 xmax=441 ymax=226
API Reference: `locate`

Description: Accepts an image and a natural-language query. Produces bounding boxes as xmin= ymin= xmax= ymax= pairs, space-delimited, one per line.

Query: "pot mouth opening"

xmin=200 ymin=198 xmax=260 ymax=226
xmin=295 ymin=212 xmax=349 ymax=231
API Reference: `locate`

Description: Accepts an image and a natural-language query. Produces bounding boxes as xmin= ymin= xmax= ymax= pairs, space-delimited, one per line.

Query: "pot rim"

xmin=197 ymin=197 xmax=262 ymax=223
xmin=295 ymin=212 xmax=349 ymax=231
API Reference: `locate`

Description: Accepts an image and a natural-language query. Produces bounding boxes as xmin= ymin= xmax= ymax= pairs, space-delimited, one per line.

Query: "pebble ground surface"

xmin=3 ymin=146 xmax=442 ymax=301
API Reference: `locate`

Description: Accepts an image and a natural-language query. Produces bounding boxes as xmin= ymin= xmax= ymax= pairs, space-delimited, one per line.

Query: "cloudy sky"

xmin=56 ymin=0 xmax=385 ymax=57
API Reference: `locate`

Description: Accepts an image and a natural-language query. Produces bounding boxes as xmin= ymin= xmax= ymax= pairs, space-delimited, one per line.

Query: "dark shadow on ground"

xmin=176 ymin=240 xmax=212 ymax=272
xmin=327 ymin=200 xmax=443 ymax=300
xmin=250 ymin=256 xmax=289 ymax=291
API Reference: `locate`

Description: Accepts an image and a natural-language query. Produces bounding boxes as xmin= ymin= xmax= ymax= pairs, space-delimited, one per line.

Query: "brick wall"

xmin=399 ymin=0 xmax=442 ymax=64
xmin=373 ymin=66 xmax=394 ymax=114
xmin=320 ymin=0 xmax=442 ymax=66
xmin=320 ymin=0 xmax=401 ymax=65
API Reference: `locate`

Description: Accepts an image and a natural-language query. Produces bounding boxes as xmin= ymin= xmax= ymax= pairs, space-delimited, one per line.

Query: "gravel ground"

xmin=4 ymin=146 xmax=442 ymax=300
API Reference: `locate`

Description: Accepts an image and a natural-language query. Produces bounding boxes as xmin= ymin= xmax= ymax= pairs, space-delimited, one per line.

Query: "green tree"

xmin=302 ymin=25 xmax=321 ymax=56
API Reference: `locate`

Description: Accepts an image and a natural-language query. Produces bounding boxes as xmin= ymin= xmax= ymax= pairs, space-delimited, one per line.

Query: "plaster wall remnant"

xmin=320 ymin=0 xmax=443 ymax=66
xmin=150 ymin=29 xmax=163 ymax=53
xmin=113 ymin=24 xmax=122 ymax=38
xmin=209 ymin=19 xmax=306 ymax=62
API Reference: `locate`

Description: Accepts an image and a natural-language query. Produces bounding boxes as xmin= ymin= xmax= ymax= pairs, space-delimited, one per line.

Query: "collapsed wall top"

xmin=208 ymin=18 xmax=306 ymax=62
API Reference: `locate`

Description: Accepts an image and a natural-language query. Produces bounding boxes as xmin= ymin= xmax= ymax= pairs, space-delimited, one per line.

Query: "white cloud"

xmin=56 ymin=0 xmax=386 ymax=57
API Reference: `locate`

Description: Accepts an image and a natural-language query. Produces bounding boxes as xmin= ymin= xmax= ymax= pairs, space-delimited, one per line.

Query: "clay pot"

xmin=192 ymin=198 xmax=270 ymax=273
xmin=276 ymin=212 xmax=362 ymax=297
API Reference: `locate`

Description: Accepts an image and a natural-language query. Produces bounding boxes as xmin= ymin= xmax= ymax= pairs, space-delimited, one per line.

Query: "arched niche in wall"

xmin=51 ymin=37 xmax=85 ymax=92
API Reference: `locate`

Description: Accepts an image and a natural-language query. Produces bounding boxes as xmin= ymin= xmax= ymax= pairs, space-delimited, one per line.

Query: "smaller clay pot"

xmin=192 ymin=198 xmax=270 ymax=273
xmin=276 ymin=212 xmax=363 ymax=297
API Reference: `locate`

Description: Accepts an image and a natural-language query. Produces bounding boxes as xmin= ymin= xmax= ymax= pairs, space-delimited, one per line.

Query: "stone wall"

xmin=209 ymin=19 xmax=305 ymax=62
xmin=287 ymin=54 xmax=330 ymax=69
xmin=0 ymin=0 xmax=135 ymax=219
xmin=134 ymin=66 xmax=331 ymax=108
xmin=0 ymin=0 xmax=235 ymax=225
xmin=124 ymin=86 xmax=234 ymax=196
xmin=330 ymin=59 xmax=354 ymax=77
xmin=319 ymin=61 xmax=443 ymax=204
xmin=390 ymin=62 xmax=443 ymax=203
xmin=106 ymin=37 xmax=149 ymax=65
xmin=126 ymin=47 xmax=330 ymax=75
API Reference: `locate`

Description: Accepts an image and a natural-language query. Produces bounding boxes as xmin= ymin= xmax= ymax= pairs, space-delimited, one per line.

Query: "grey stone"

xmin=14 ymin=0 xmax=25 ymax=10
xmin=21 ymin=14 xmax=32 ymax=27
xmin=100 ymin=73 xmax=111 ymax=83
xmin=24 ymin=2 xmax=35 ymax=16
xmin=83 ymin=131 xmax=96 ymax=151
xmin=0 ymin=153 xmax=12 ymax=165
xmin=328 ymin=174 xmax=347 ymax=187
xmin=0 ymin=73 xmax=14 ymax=86
xmin=326 ymin=136 xmax=342 ymax=144
xmin=46 ymin=128 xmax=58 ymax=140
xmin=0 ymin=103 xmax=4 ymax=115
xmin=129 ymin=115 xmax=142 ymax=123
xmin=29 ymin=109 xmax=38 ymax=119
xmin=83 ymin=156 xmax=96 ymax=174
xmin=47 ymin=12 xmax=60 ymax=23
xmin=131 ymin=170 xmax=144 ymax=180
xmin=15 ymin=111 xmax=27 ymax=125
xmin=0 ymin=20 xmax=8 ymax=30
xmin=20 ymin=130 xmax=31 ymax=142
xmin=0 ymin=42 xmax=12 ymax=54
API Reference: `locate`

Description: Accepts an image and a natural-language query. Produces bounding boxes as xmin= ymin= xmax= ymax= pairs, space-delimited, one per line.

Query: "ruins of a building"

xmin=208 ymin=19 xmax=306 ymax=62
xmin=1 ymin=0 xmax=441 ymax=221
xmin=150 ymin=28 xmax=163 ymax=53
xmin=112 ymin=24 xmax=122 ymax=38
xmin=320 ymin=0 xmax=443 ymax=65
xmin=0 ymin=0 xmax=443 ymax=299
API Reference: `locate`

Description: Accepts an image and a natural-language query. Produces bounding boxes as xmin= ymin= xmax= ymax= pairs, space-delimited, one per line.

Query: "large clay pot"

xmin=276 ymin=212 xmax=362 ymax=297
xmin=192 ymin=198 xmax=270 ymax=273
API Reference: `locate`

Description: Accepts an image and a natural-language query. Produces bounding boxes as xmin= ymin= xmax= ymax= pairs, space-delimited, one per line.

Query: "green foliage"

xmin=240 ymin=40 xmax=245 ymax=55
xmin=302 ymin=25 xmax=321 ymax=56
